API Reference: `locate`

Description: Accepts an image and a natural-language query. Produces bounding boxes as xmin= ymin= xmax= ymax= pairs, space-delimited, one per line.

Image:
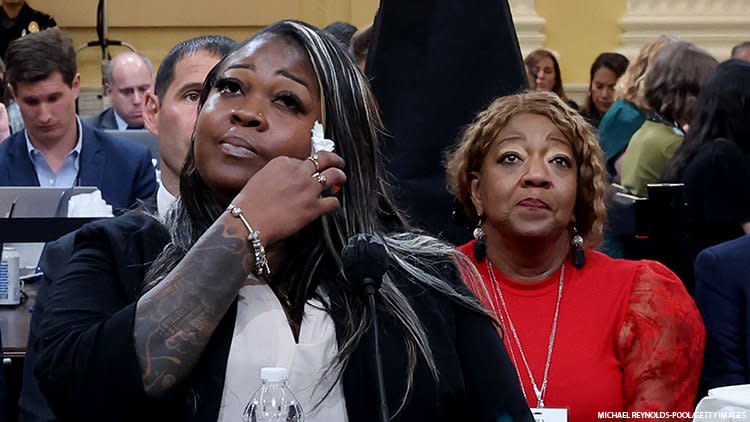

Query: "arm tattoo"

xmin=134 ymin=218 xmax=253 ymax=397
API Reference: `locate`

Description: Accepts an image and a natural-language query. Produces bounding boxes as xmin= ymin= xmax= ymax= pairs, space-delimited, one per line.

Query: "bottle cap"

xmin=260 ymin=367 xmax=289 ymax=382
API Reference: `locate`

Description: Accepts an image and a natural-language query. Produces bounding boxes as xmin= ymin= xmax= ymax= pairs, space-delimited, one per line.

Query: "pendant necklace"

xmin=487 ymin=260 xmax=564 ymax=408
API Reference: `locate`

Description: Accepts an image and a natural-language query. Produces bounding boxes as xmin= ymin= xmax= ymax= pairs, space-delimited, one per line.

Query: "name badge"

xmin=532 ymin=407 xmax=568 ymax=422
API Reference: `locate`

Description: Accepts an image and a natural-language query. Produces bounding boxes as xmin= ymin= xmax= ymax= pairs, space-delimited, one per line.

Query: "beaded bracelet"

xmin=226 ymin=204 xmax=271 ymax=277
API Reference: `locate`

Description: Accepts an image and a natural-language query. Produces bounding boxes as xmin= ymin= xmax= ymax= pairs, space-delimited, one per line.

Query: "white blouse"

xmin=216 ymin=283 xmax=349 ymax=422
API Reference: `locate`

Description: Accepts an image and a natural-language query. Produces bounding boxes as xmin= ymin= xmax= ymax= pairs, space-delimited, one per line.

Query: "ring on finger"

xmin=313 ymin=172 xmax=327 ymax=186
xmin=307 ymin=155 xmax=320 ymax=173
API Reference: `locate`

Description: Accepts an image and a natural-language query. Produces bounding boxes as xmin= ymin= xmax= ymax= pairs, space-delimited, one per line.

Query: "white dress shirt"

xmin=155 ymin=182 xmax=176 ymax=221
xmin=217 ymin=283 xmax=349 ymax=422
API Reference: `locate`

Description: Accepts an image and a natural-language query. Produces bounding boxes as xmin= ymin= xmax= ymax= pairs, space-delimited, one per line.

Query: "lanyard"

xmin=487 ymin=261 xmax=564 ymax=408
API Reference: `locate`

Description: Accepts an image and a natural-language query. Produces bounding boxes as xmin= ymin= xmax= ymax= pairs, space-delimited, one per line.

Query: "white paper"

xmin=67 ymin=190 xmax=113 ymax=217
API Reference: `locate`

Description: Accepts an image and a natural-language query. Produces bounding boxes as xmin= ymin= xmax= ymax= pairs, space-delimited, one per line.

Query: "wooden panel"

xmin=69 ymin=27 xmax=263 ymax=88
xmin=35 ymin=0 xmax=378 ymax=29
xmin=30 ymin=0 xmax=381 ymax=87
xmin=535 ymin=0 xmax=627 ymax=84
xmin=32 ymin=0 xmax=98 ymax=27
xmin=350 ymin=0 xmax=378 ymax=28
xmin=33 ymin=0 xmax=300 ymax=28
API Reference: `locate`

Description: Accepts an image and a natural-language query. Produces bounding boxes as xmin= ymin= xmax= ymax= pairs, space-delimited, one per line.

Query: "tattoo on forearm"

xmin=134 ymin=220 xmax=253 ymax=396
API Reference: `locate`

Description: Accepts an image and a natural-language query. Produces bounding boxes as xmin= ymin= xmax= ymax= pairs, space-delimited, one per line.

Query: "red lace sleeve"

xmin=617 ymin=261 xmax=705 ymax=417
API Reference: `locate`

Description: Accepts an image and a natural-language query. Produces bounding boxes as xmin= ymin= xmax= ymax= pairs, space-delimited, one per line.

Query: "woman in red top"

xmin=445 ymin=90 xmax=703 ymax=421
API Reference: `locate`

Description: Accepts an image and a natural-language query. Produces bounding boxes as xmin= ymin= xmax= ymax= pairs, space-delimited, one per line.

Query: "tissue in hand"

xmin=67 ymin=190 xmax=114 ymax=217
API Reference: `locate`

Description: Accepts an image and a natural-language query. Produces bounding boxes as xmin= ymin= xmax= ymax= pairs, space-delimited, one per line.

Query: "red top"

xmin=459 ymin=241 xmax=704 ymax=421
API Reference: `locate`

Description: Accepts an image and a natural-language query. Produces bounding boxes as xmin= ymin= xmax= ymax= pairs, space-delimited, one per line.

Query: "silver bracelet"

xmin=226 ymin=204 xmax=271 ymax=277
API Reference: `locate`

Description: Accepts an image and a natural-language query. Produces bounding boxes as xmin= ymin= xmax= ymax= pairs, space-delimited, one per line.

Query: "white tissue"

xmin=311 ymin=120 xmax=335 ymax=155
xmin=693 ymin=384 xmax=750 ymax=421
xmin=67 ymin=190 xmax=114 ymax=217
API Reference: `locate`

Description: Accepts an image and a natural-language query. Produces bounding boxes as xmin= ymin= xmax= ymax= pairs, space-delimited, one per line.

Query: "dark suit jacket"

xmin=35 ymin=213 xmax=531 ymax=422
xmin=0 ymin=123 xmax=157 ymax=213
xmin=694 ymin=234 xmax=750 ymax=393
xmin=82 ymin=108 xmax=118 ymax=130
xmin=18 ymin=232 xmax=75 ymax=422
xmin=368 ymin=0 xmax=527 ymax=244
xmin=19 ymin=198 xmax=157 ymax=422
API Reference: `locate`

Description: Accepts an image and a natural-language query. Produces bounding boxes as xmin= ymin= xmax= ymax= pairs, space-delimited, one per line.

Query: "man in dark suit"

xmin=694 ymin=234 xmax=750 ymax=395
xmin=0 ymin=28 xmax=156 ymax=213
xmin=84 ymin=52 xmax=154 ymax=131
xmin=17 ymin=35 xmax=238 ymax=422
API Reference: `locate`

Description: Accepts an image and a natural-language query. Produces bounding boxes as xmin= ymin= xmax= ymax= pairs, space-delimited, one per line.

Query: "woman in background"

xmin=598 ymin=36 xmax=677 ymax=178
xmin=579 ymin=52 xmax=629 ymax=128
xmin=525 ymin=49 xmax=577 ymax=109
xmin=446 ymin=90 xmax=703 ymax=420
xmin=662 ymin=59 xmax=750 ymax=289
xmin=620 ymin=40 xmax=717 ymax=197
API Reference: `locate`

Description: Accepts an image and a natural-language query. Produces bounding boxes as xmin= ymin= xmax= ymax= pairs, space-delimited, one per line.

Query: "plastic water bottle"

xmin=243 ymin=367 xmax=304 ymax=422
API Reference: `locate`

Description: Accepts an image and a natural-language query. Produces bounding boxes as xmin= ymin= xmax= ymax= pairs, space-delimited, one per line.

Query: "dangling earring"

xmin=473 ymin=218 xmax=487 ymax=261
xmin=571 ymin=225 xmax=585 ymax=268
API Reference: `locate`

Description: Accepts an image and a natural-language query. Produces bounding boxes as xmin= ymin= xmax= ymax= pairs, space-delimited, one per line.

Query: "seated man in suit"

xmin=0 ymin=28 xmax=157 ymax=213
xmin=17 ymin=34 xmax=238 ymax=422
xmin=84 ymin=52 xmax=154 ymax=130
xmin=694 ymin=234 xmax=750 ymax=396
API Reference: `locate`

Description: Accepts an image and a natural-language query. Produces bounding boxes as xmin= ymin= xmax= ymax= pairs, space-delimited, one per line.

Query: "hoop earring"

xmin=571 ymin=225 xmax=585 ymax=268
xmin=473 ymin=218 xmax=487 ymax=261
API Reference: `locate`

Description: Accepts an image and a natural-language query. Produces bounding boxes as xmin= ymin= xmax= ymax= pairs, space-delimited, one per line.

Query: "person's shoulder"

xmin=608 ymin=255 xmax=688 ymax=300
xmin=82 ymin=108 xmax=112 ymax=129
xmin=625 ymin=120 xmax=650 ymax=144
xmin=0 ymin=130 xmax=22 ymax=154
xmin=584 ymin=250 xmax=643 ymax=278
xmin=604 ymin=100 xmax=643 ymax=122
xmin=81 ymin=113 xmax=100 ymax=128
xmin=27 ymin=6 xmax=56 ymax=26
xmin=685 ymin=139 xmax=749 ymax=178
xmin=76 ymin=211 xmax=168 ymax=248
xmin=456 ymin=240 xmax=474 ymax=258
xmin=695 ymin=139 xmax=744 ymax=160
xmin=697 ymin=235 xmax=750 ymax=266
xmin=586 ymin=250 xmax=680 ymax=286
xmin=695 ymin=236 xmax=750 ymax=298
xmin=87 ymin=125 xmax=151 ymax=158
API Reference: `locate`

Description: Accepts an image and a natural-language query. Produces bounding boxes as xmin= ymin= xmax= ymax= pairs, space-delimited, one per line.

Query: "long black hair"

xmin=580 ymin=52 xmax=629 ymax=123
xmin=663 ymin=59 xmax=750 ymax=181
xmin=142 ymin=20 xmax=489 ymax=413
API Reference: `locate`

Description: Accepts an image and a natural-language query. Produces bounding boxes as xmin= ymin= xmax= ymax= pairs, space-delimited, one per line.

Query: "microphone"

xmin=342 ymin=234 xmax=389 ymax=422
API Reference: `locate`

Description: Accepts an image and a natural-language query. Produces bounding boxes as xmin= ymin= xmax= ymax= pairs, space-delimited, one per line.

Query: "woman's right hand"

xmin=231 ymin=151 xmax=347 ymax=247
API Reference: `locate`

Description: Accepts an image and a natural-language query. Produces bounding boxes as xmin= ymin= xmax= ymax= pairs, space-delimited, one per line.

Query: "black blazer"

xmin=83 ymin=108 xmax=118 ymax=131
xmin=34 ymin=213 xmax=531 ymax=422
xmin=19 ymin=231 xmax=74 ymax=422
xmin=695 ymin=234 xmax=750 ymax=394
xmin=19 ymin=197 xmax=157 ymax=422
xmin=369 ymin=0 xmax=527 ymax=244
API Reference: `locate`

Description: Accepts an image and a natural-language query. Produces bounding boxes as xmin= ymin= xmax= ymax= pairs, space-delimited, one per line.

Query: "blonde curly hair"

xmin=445 ymin=90 xmax=608 ymax=248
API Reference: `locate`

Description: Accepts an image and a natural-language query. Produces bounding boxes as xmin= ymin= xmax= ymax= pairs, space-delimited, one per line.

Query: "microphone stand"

xmin=75 ymin=0 xmax=136 ymax=97
xmin=363 ymin=279 xmax=389 ymax=422
xmin=342 ymin=233 xmax=390 ymax=422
